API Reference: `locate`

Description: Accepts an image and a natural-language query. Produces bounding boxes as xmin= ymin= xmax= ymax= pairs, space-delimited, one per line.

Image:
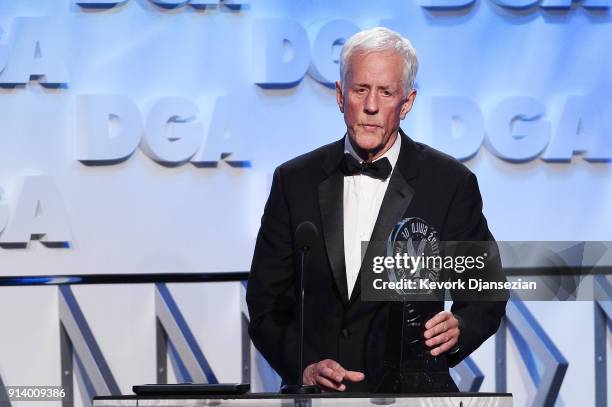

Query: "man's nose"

xmin=363 ymin=92 xmax=379 ymax=114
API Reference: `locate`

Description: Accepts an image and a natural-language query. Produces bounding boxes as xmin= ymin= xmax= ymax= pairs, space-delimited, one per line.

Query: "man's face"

xmin=336 ymin=51 xmax=416 ymax=161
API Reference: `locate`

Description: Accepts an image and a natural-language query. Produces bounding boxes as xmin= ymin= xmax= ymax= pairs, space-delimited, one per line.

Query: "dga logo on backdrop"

xmin=0 ymin=12 xmax=252 ymax=170
xmin=253 ymin=17 xmax=611 ymax=163
xmin=387 ymin=218 xmax=442 ymax=296
xmin=1 ymin=5 xmax=610 ymax=166
xmin=0 ymin=177 xmax=72 ymax=248
xmin=75 ymin=0 xmax=247 ymax=9
xmin=420 ymin=0 xmax=607 ymax=10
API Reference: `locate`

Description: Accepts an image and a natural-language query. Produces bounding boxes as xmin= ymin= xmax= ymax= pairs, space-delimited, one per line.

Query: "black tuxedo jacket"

xmin=246 ymin=130 xmax=508 ymax=392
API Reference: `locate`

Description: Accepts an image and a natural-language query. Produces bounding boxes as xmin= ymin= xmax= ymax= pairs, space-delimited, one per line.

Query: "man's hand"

xmin=424 ymin=311 xmax=460 ymax=356
xmin=303 ymin=359 xmax=365 ymax=391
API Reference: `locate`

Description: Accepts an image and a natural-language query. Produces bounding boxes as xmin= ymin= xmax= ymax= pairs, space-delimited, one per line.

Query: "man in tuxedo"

xmin=246 ymin=27 xmax=508 ymax=392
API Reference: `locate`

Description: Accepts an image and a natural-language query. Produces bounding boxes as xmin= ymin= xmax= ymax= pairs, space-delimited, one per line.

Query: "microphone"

xmin=280 ymin=221 xmax=322 ymax=395
xmin=295 ymin=221 xmax=318 ymax=251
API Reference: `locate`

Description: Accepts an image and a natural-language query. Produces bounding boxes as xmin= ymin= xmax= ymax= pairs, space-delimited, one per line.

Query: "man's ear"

xmin=399 ymin=89 xmax=417 ymax=120
xmin=335 ymin=81 xmax=344 ymax=113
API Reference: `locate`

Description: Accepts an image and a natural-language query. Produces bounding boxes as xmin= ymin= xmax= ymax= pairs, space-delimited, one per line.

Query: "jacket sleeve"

xmin=246 ymin=166 xmax=319 ymax=384
xmin=442 ymin=172 xmax=509 ymax=367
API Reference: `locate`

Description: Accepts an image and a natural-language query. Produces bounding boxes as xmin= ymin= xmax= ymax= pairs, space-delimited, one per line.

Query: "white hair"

xmin=339 ymin=27 xmax=419 ymax=96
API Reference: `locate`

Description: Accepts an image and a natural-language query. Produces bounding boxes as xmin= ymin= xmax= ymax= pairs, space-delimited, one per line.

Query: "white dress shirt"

xmin=343 ymin=134 xmax=401 ymax=297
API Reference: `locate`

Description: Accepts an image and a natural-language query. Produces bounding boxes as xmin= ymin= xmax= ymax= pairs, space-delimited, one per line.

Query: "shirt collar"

xmin=343 ymin=131 xmax=402 ymax=171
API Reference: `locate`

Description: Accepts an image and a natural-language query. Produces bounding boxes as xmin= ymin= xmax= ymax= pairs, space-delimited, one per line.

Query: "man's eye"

xmin=356 ymin=88 xmax=367 ymax=94
xmin=382 ymin=90 xmax=392 ymax=96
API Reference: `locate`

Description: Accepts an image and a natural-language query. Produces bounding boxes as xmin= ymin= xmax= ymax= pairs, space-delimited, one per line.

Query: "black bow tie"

xmin=340 ymin=154 xmax=392 ymax=180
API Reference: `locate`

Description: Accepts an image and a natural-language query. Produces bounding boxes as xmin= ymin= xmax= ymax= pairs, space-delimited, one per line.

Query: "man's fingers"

xmin=316 ymin=360 xmax=348 ymax=384
xmin=344 ymin=370 xmax=365 ymax=382
xmin=305 ymin=359 xmax=362 ymax=391
xmin=424 ymin=323 xmax=446 ymax=339
xmin=318 ymin=366 xmax=344 ymax=383
xmin=430 ymin=336 xmax=458 ymax=357
xmin=425 ymin=311 xmax=450 ymax=330
xmin=320 ymin=359 xmax=345 ymax=376
xmin=315 ymin=375 xmax=346 ymax=391
xmin=423 ymin=321 xmax=457 ymax=339
xmin=303 ymin=369 xmax=315 ymax=386
xmin=424 ymin=314 xmax=459 ymax=339
xmin=425 ymin=328 xmax=459 ymax=347
xmin=423 ymin=312 xmax=461 ymax=355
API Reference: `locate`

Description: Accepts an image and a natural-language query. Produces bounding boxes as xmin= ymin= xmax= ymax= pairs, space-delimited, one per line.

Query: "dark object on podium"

xmin=280 ymin=384 xmax=321 ymax=394
xmin=132 ymin=383 xmax=250 ymax=396
xmin=280 ymin=221 xmax=321 ymax=395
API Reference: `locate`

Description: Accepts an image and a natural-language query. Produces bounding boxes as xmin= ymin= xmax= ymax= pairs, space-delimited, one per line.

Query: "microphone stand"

xmin=281 ymin=246 xmax=321 ymax=395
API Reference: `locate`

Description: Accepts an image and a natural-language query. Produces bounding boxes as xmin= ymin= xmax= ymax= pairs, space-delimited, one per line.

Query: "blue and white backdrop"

xmin=0 ymin=0 xmax=611 ymax=406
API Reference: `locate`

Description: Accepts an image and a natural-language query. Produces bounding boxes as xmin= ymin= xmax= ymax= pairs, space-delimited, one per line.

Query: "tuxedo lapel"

xmin=318 ymin=131 xmax=420 ymax=305
xmin=318 ymin=140 xmax=349 ymax=303
xmin=349 ymin=130 xmax=420 ymax=304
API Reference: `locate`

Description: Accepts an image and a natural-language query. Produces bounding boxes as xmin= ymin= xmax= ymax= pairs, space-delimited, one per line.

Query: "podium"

xmin=93 ymin=392 xmax=512 ymax=406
